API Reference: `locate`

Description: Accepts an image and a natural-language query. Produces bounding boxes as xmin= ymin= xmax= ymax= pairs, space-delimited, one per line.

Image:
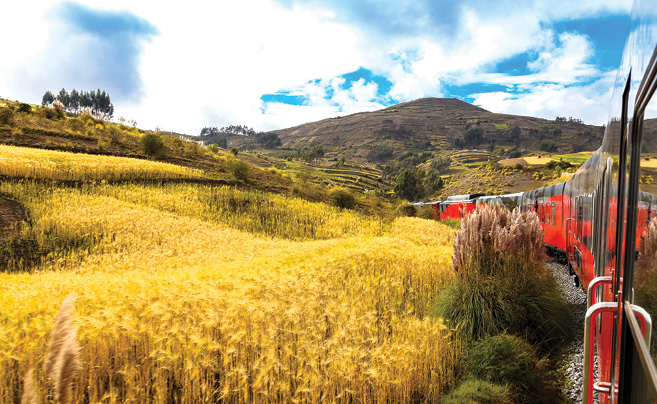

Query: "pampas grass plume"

xmin=45 ymin=294 xmax=80 ymax=404
xmin=21 ymin=370 xmax=36 ymax=404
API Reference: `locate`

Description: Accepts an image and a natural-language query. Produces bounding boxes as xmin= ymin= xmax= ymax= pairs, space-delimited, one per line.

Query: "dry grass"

xmin=0 ymin=180 xmax=460 ymax=403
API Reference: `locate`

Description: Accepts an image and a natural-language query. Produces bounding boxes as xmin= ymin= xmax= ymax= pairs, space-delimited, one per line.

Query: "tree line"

xmin=42 ymin=88 xmax=114 ymax=120
xmin=199 ymin=126 xmax=282 ymax=149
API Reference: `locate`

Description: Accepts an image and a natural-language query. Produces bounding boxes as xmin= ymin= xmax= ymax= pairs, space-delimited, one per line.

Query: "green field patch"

xmin=494 ymin=123 xmax=508 ymax=130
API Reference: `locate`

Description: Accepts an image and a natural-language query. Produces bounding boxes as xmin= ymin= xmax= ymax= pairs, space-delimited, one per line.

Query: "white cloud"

xmin=471 ymin=71 xmax=616 ymax=125
xmin=0 ymin=0 xmax=632 ymax=134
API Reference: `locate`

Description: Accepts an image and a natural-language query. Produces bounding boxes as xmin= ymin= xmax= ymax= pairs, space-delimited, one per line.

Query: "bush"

xmin=0 ymin=108 xmax=13 ymax=124
xmin=226 ymin=155 xmax=250 ymax=182
xmin=16 ymin=103 xmax=32 ymax=114
xmin=139 ymin=132 xmax=165 ymax=157
xmin=442 ymin=379 xmax=512 ymax=404
xmin=41 ymin=107 xmax=64 ymax=120
xmin=433 ymin=205 xmax=575 ymax=351
xmin=292 ymin=184 xmax=326 ymax=202
xmin=107 ymin=126 xmax=122 ymax=144
xmin=466 ymin=334 xmax=557 ymax=403
xmin=330 ymin=188 xmax=356 ymax=209
xmin=396 ymin=202 xmax=416 ymax=217
xmin=417 ymin=205 xmax=435 ymax=220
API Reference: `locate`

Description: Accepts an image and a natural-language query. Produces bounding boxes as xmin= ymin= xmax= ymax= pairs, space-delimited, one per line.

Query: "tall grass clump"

xmin=441 ymin=379 xmax=513 ymax=404
xmin=465 ymin=334 xmax=562 ymax=403
xmin=434 ymin=204 xmax=575 ymax=351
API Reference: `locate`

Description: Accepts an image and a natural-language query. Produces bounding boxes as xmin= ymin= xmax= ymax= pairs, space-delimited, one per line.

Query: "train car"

xmin=476 ymin=192 xmax=523 ymax=210
xmin=523 ymin=183 xmax=567 ymax=261
xmin=410 ymin=199 xmax=442 ymax=218
xmin=547 ymin=2 xmax=657 ymax=401
xmin=438 ymin=193 xmax=485 ymax=220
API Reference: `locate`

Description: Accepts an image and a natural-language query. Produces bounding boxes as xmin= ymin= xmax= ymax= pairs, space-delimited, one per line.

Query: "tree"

xmin=394 ymin=169 xmax=424 ymax=201
xmin=200 ymin=127 xmax=220 ymax=137
xmin=69 ymin=89 xmax=80 ymax=113
xmin=464 ymin=128 xmax=483 ymax=147
xmin=41 ymin=91 xmax=55 ymax=107
xmin=57 ymin=88 xmax=69 ymax=109
xmin=254 ymin=132 xmax=282 ymax=148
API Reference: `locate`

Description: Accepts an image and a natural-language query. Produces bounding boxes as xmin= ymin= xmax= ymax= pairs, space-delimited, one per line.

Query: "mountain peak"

xmin=391 ymin=97 xmax=488 ymax=112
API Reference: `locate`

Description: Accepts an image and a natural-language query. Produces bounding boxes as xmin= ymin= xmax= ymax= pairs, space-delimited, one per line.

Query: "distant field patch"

xmin=494 ymin=123 xmax=508 ymax=130
xmin=524 ymin=156 xmax=558 ymax=165
xmin=499 ymin=158 xmax=528 ymax=166
xmin=642 ymin=158 xmax=657 ymax=168
xmin=552 ymin=152 xmax=594 ymax=164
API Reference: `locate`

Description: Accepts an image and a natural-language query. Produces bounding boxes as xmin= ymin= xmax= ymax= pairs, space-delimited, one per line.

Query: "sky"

xmin=0 ymin=1 xmax=633 ymax=135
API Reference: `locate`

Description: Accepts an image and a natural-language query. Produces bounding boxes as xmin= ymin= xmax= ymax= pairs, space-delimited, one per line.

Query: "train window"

xmin=551 ymin=202 xmax=556 ymax=226
xmin=625 ymin=43 xmax=657 ymax=400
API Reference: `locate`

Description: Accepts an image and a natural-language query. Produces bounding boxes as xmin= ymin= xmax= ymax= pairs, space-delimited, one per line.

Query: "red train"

xmin=417 ymin=2 xmax=657 ymax=400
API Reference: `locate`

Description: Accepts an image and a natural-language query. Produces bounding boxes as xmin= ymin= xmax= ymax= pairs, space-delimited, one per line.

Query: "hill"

xmin=268 ymin=97 xmax=604 ymax=165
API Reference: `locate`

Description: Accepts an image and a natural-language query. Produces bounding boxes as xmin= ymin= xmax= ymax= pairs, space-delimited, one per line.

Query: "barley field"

xmin=0 ymin=145 xmax=203 ymax=181
xmin=0 ymin=175 xmax=460 ymax=403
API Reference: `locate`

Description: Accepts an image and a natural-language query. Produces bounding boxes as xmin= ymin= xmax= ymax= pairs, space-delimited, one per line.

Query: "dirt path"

xmin=0 ymin=197 xmax=25 ymax=242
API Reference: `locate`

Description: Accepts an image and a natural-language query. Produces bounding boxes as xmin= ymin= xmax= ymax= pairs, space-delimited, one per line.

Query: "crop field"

xmin=0 ymin=164 xmax=460 ymax=402
xmin=0 ymin=145 xmax=204 ymax=182
xmin=552 ymin=152 xmax=594 ymax=165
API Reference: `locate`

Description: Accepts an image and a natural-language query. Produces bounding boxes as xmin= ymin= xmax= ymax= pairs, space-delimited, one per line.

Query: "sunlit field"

xmin=0 ymin=169 xmax=460 ymax=403
xmin=0 ymin=144 xmax=203 ymax=181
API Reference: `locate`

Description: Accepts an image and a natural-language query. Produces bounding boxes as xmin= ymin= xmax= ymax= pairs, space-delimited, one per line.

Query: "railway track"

xmin=548 ymin=259 xmax=596 ymax=404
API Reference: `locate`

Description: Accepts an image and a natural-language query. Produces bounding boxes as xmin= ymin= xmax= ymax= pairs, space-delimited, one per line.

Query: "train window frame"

xmin=620 ymin=40 xmax=657 ymax=400
xmin=551 ymin=202 xmax=556 ymax=226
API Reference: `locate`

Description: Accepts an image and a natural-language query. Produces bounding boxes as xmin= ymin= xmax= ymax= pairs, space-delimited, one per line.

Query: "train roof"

xmin=446 ymin=193 xmax=486 ymax=201
xmin=411 ymin=200 xmax=441 ymax=206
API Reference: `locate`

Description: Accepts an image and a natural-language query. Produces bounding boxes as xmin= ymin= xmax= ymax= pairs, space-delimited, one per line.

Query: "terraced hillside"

xmin=269 ymin=98 xmax=604 ymax=166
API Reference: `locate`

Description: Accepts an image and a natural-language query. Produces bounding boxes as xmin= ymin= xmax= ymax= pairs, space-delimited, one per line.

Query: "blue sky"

xmin=0 ymin=1 xmax=632 ymax=135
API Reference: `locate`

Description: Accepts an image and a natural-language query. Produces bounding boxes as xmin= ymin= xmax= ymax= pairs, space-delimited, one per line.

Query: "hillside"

xmin=268 ymin=97 xmax=604 ymax=165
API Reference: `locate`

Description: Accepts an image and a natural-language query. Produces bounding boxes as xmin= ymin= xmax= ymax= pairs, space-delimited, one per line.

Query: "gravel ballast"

xmin=546 ymin=259 xmax=591 ymax=404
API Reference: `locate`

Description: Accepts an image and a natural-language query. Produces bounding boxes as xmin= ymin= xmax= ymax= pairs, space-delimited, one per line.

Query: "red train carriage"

xmin=493 ymin=3 xmax=657 ymax=400
xmin=437 ymin=193 xmax=485 ymax=220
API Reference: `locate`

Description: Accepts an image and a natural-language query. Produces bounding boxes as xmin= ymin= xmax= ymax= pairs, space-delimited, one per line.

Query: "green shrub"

xmin=466 ymin=334 xmax=558 ymax=403
xmin=107 ymin=126 xmax=121 ymax=144
xmin=226 ymin=155 xmax=250 ymax=182
xmin=417 ymin=205 xmax=436 ymax=220
xmin=329 ymin=188 xmax=356 ymax=209
xmin=16 ymin=103 xmax=32 ymax=114
xmin=396 ymin=202 xmax=416 ymax=217
xmin=441 ymin=379 xmax=512 ymax=404
xmin=292 ymin=184 xmax=326 ymax=202
xmin=433 ymin=205 xmax=575 ymax=351
xmin=441 ymin=219 xmax=461 ymax=230
xmin=0 ymin=108 xmax=13 ymax=124
xmin=139 ymin=132 xmax=165 ymax=157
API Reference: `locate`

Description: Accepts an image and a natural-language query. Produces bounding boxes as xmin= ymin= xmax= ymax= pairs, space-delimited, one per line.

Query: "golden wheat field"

xmin=0 ymin=145 xmax=203 ymax=181
xmin=0 ymin=171 xmax=460 ymax=403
